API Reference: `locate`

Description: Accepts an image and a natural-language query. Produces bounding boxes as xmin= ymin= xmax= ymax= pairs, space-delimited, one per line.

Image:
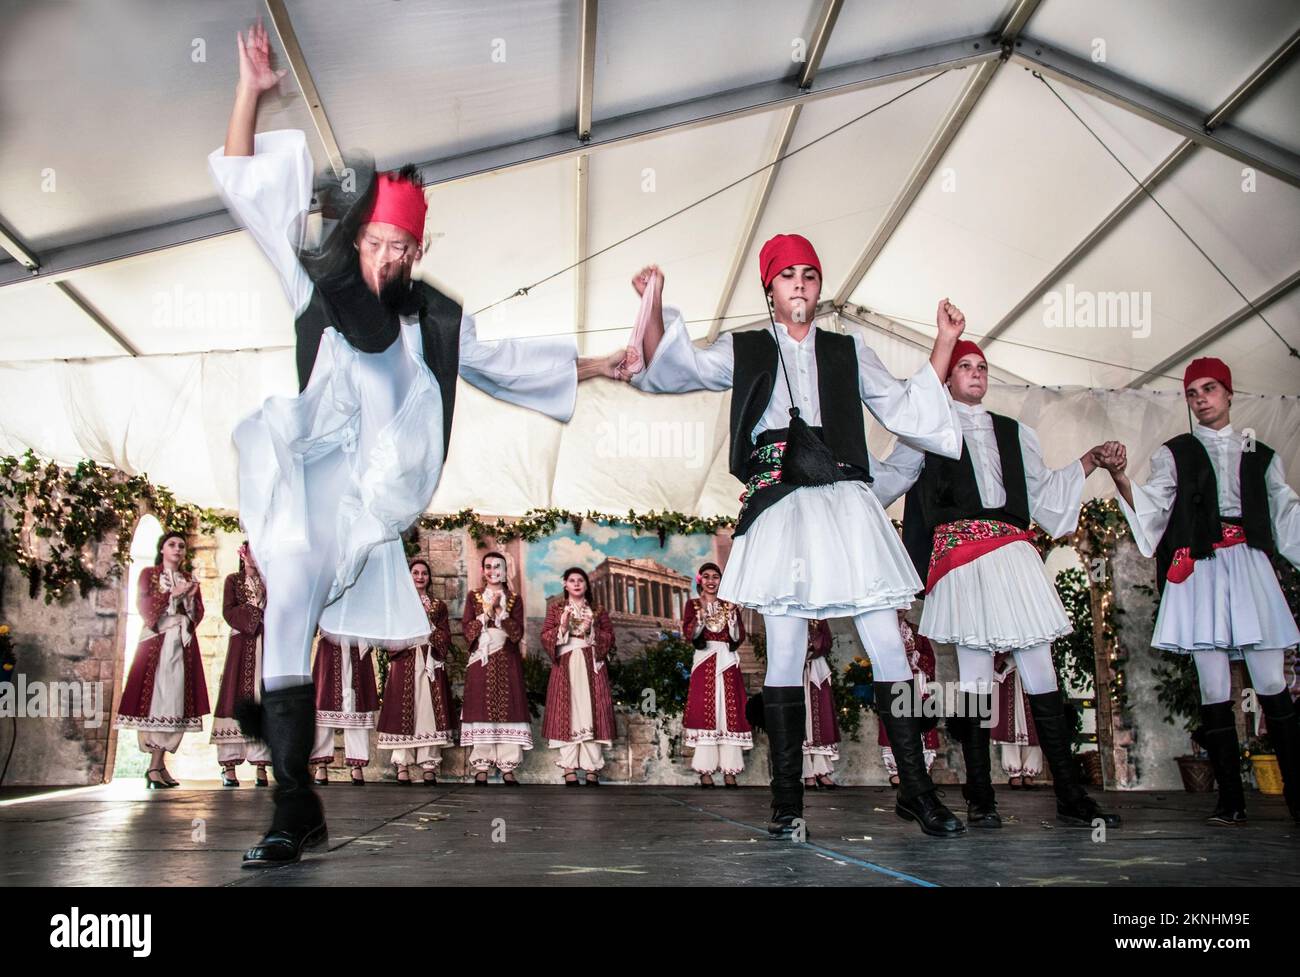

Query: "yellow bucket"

xmin=1251 ymin=755 xmax=1284 ymax=796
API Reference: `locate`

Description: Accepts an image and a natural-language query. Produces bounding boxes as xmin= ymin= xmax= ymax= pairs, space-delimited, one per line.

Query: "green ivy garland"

xmin=0 ymin=451 xmax=239 ymax=604
xmin=416 ymin=507 xmax=735 ymax=548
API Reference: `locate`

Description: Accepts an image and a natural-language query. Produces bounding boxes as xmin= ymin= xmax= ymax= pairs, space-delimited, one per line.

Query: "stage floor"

xmin=1 ymin=783 xmax=1295 ymax=887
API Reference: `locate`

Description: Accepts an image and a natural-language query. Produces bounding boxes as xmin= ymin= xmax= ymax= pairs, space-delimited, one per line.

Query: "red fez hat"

xmin=1183 ymin=357 xmax=1232 ymax=395
xmin=758 ymin=233 xmax=821 ymax=288
xmin=946 ymin=339 xmax=986 ymax=380
xmin=363 ymin=172 xmax=428 ymax=244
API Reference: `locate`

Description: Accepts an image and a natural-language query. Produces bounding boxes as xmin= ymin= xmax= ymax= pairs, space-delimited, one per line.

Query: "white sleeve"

xmin=1265 ymin=454 xmax=1300 ymax=568
xmin=207 ymin=129 xmax=314 ymax=315
xmin=852 ymin=334 xmax=961 ymax=459
xmin=1116 ymin=446 xmax=1178 ymax=558
xmin=869 ymin=440 xmax=926 ymax=509
xmin=630 ymin=307 xmax=733 ymax=393
xmin=457 ymin=313 xmax=578 ymax=422
xmin=1020 ymin=425 xmax=1085 ymax=539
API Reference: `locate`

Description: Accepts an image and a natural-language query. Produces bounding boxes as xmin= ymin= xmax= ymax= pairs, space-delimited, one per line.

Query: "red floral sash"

xmin=1166 ymin=522 xmax=1246 ymax=585
xmin=926 ymin=518 xmax=1033 ymax=593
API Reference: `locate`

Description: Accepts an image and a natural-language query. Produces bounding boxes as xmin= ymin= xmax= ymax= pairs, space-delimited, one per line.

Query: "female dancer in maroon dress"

xmin=376 ymin=560 xmax=457 ymax=784
xmin=681 ymin=563 xmax=753 ymax=787
xmin=540 ymin=567 xmax=617 ymax=785
xmin=211 ymin=541 xmax=270 ymax=787
xmin=311 ymin=630 xmax=380 ymax=786
xmin=115 ymin=531 xmax=210 ymax=788
xmin=460 ymin=552 xmax=532 ymax=784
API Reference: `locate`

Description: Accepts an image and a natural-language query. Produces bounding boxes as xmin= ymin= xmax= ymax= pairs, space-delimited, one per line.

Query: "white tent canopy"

xmin=2 ymin=0 xmax=1298 ymax=515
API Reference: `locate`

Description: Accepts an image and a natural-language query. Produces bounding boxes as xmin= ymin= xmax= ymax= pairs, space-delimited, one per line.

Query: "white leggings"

xmin=261 ymin=548 xmax=338 ymax=689
xmin=763 ymin=609 xmax=912 ymax=687
xmin=1191 ymin=648 xmax=1287 ymax=704
xmin=956 ymin=643 xmax=1059 ymax=695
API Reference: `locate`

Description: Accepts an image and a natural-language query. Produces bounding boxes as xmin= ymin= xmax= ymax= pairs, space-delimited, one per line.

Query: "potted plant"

xmin=1154 ymin=654 xmax=1216 ymax=792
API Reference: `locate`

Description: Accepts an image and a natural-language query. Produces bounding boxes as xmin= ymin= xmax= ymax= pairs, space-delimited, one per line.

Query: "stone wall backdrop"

xmin=0 ymin=538 xmax=125 ymax=787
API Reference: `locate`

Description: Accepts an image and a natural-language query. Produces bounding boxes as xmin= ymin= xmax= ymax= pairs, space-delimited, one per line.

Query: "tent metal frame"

xmin=0 ymin=4 xmax=1296 ymax=389
xmin=981 ymin=30 xmax=1300 ymax=351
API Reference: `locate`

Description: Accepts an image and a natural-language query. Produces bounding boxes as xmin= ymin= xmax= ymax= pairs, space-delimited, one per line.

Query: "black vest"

xmin=900 ymin=412 xmax=1030 ymax=581
xmin=295 ymin=280 xmax=463 ymax=456
xmin=730 ymin=328 xmax=872 ymax=535
xmin=1154 ymin=432 xmax=1275 ymax=594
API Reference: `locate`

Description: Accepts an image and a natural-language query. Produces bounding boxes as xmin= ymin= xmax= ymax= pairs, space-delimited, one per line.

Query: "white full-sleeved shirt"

xmin=871 ymin=401 xmax=1085 ymax=539
xmin=631 ymin=310 xmax=962 ymax=458
xmin=207 ymin=129 xmax=578 ymax=422
xmin=1118 ymin=423 xmax=1300 ymax=567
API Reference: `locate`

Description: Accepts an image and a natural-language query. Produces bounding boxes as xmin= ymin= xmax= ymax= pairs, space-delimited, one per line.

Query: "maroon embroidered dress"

xmin=116 ymin=565 xmax=210 ymax=750
xmin=540 ymin=599 xmax=617 ymax=745
xmin=803 ymin=619 xmax=841 ymax=760
xmin=681 ymin=597 xmax=752 ymax=748
xmin=376 ymin=594 xmax=457 ymax=750
xmin=990 ymin=652 xmax=1039 ymax=748
xmin=311 ymin=631 xmax=379 ymax=766
xmin=459 ymin=588 xmax=532 ymax=747
xmin=211 ymin=571 xmax=269 ymax=763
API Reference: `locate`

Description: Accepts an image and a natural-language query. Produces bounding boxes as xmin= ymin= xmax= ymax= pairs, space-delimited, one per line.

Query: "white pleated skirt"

xmin=919 ymin=539 xmax=1071 ymax=651
xmin=1153 ymin=544 xmax=1299 ymax=658
xmin=719 ymin=481 xmax=920 ymax=618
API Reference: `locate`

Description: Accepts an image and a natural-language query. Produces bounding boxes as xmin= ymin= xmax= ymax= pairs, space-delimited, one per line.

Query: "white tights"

xmin=1191 ymin=648 xmax=1287 ymax=705
xmin=762 ymin=609 xmax=912 ymax=687
xmin=955 ymin=643 xmax=1059 ymax=695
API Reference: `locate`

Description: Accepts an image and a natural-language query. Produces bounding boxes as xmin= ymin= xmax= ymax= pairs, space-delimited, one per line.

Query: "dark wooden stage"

xmin=2 ymin=782 xmax=1296 ymax=887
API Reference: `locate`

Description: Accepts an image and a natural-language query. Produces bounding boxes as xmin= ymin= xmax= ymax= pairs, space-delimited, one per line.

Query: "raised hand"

xmin=936 ymin=297 xmax=966 ymax=342
xmin=631 ymin=265 xmax=663 ymax=298
xmin=236 ymin=19 xmax=287 ymax=96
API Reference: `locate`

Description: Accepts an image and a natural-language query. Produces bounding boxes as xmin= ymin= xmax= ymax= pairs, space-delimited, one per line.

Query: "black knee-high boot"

xmin=1257 ymin=691 xmax=1300 ymax=825
xmin=876 ymin=681 xmax=965 ymax=837
xmin=242 ymin=683 xmax=328 ymax=867
xmin=1195 ymin=700 xmax=1246 ymax=825
xmin=948 ymin=692 xmax=1000 ymax=828
xmin=763 ymin=686 xmax=807 ymax=838
xmin=1027 ymin=691 xmax=1120 ymax=827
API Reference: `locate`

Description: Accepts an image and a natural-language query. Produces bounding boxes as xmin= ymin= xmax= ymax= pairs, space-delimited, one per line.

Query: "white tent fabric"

xmin=1 ymin=0 xmax=1297 ymax=516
